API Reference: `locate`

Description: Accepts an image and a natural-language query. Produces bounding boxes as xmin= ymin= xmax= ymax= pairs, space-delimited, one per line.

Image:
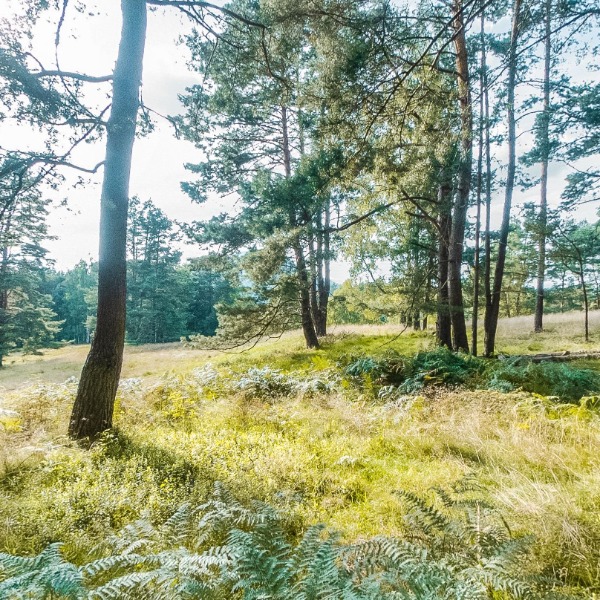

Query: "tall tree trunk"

xmin=472 ymin=12 xmax=486 ymax=356
xmin=315 ymin=202 xmax=330 ymax=337
xmin=484 ymin=0 xmax=522 ymax=357
xmin=282 ymin=105 xmax=319 ymax=348
xmin=448 ymin=0 xmax=472 ymax=353
xmin=295 ymin=243 xmax=320 ymax=348
xmin=69 ymin=0 xmax=147 ymax=440
xmin=437 ymin=183 xmax=452 ymax=348
xmin=582 ymin=270 xmax=589 ymax=342
xmin=483 ymin=31 xmax=492 ymax=330
xmin=534 ymin=0 xmax=551 ymax=333
xmin=0 ymin=212 xmax=13 ymax=369
xmin=307 ymin=229 xmax=320 ymax=330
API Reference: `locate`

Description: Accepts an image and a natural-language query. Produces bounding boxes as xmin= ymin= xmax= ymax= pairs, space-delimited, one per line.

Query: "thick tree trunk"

xmin=484 ymin=0 xmax=522 ymax=357
xmin=534 ymin=0 xmax=551 ymax=333
xmin=69 ymin=0 xmax=147 ymax=440
xmin=448 ymin=0 xmax=472 ymax=353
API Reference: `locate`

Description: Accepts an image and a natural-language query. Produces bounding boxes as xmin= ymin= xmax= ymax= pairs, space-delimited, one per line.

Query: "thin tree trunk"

xmin=583 ymin=275 xmax=589 ymax=342
xmin=437 ymin=183 xmax=452 ymax=348
xmin=483 ymin=18 xmax=492 ymax=338
xmin=282 ymin=105 xmax=319 ymax=348
xmin=307 ymin=229 xmax=320 ymax=329
xmin=69 ymin=0 xmax=147 ymax=440
xmin=534 ymin=0 xmax=551 ymax=333
xmin=315 ymin=202 xmax=330 ymax=336
xmin=484 ymin=0 xmax=522 ymax=356
xmin=448 ymin=0 xmax=472 ymax=353
xmin=472 ymin=12 xmax=485 ymax=356
xmin=0 ymin=212 xmax=13 ymax=369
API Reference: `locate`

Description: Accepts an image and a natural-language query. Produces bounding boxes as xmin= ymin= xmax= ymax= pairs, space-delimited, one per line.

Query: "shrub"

xmin=232 ymin=366 xmax=339 ymax=400
xmin=344 ymin=349 xmax=482 ymax=395
xmin=487 ymin=359 xmax=600 ymax=402
xmin=344 ymin=350 xmax=600 ymax=403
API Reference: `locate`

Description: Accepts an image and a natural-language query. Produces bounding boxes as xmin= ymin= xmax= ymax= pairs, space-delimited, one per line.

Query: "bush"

xmin=232 ymin=366 xmax=339 ymax=401
xmin=344 ymin=349 xmax=600 ymax=403
xmin=344 ymin=349 xmax=483 ymax=394
xmin=487 ymin=359 xmax=600 ymax=402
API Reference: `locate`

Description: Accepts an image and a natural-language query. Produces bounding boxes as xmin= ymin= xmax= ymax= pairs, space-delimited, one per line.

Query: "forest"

xmin=1 ymin=0 xmax=600 ymax=597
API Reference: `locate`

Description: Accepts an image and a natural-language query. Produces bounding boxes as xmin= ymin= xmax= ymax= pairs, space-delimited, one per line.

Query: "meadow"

xmin=1 ymin=311 xmax=600 ymax=596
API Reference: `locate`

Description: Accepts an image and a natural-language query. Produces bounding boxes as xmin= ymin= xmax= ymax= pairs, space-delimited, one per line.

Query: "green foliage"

xmin=487 ymin=359 xmax=600 ymax=401
xmin=344 ymin=348 xmax=482 ymax=394
xmin=343 ymin=348 xmax=600 ymax=402
xmin=233 ymin=366 xmax=339 ymax=400
xmin=0 ymin=483 xmax=568 ymax=599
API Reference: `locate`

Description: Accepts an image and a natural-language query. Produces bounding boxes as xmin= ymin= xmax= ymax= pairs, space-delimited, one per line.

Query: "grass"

xmin=494 ymin=309 xmax=600 ymax=354
xmin=1 ymin=313 xmax=600 ymax=594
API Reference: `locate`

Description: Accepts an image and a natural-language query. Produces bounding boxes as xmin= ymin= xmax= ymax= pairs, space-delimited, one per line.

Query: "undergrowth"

xmin=1 ymin=334 xmax=600 ymax=595
xmin=343 ymin=348 xmax=600 ymax=401
xmin=0 ymin=482 xmax=576 ymax=599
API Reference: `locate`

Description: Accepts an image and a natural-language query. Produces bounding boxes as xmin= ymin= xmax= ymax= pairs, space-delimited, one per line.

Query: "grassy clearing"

xmin=1 ymin=315 xmax=600 ymax=594
xmin=494 ymin=309 xmax=600 ymax=354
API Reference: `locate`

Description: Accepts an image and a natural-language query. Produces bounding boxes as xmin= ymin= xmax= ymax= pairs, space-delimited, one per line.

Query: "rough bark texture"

xmin=296 ymin=242 xmax=320 ymax=348
xmin=484 ymin=0 xmax=522 ymax=357
xmin=534 ymin=0 xmax=551 ymax=333
xmin=448 ymin=0 xmax=472 ymax=353
xmin=69 ymin=0 xmax=147 ymax=440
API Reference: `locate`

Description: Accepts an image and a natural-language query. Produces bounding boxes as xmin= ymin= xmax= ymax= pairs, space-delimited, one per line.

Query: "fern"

xmin=0 ymin=482 xmax=579 ymax=599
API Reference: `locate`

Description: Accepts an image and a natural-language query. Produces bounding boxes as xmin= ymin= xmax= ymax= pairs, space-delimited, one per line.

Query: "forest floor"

xmin=1 ymin=310 xmax=600 ymax=593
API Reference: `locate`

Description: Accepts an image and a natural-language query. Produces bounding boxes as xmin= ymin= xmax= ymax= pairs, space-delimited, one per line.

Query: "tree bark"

xmin=437 ymin=182 xmax=452 ymax=348
xmin=282 ymin=105 xmax=319 ymax=348
xmin=0 ymin=211 xmax=13 ymax=369
xmin=534 ymin=0 xmax=551 ymax=333
xmin=472 ymin=12 xmax=486 ymax=356
xmin=483 ymin=33 xmax=492 ymax=334
xmin=315 ymin=202 xmax=330 ymax=337
xmin=69 ymin=0 xmax=147 ymax=440
xmin=484 ymin=0 xmax=522 ymax=357
xmin=448 ymin=0 xmax=472 ymax=353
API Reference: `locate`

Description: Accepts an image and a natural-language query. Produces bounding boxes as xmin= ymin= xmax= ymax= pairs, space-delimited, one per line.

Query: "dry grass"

xmin=0 ymin=343 xmax=218 ymax=392
xmin=494 ymin=309 xmax=600 ymax=354
xmin=1 ymin=320 xmax=600 ymax=591
xmin=1 ymin=376 xmax=599 ymax=588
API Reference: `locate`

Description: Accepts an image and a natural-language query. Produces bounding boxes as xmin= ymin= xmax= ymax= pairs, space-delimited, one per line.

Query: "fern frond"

xmin=0 ymin=542 xmax=64 ymax=578
xmin=395 ymin=490 xmax=452 ymax=534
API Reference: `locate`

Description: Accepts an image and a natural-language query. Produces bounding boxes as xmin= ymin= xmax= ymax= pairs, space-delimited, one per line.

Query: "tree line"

xmin=1 ymin=0 xmax=599 ymax=438
xmin=0 ymin=197 xmax=233 ymax=366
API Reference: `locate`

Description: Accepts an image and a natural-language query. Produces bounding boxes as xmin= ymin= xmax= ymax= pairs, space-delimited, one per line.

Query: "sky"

xmin=0 ymin=1 xmax=597 ymax=284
